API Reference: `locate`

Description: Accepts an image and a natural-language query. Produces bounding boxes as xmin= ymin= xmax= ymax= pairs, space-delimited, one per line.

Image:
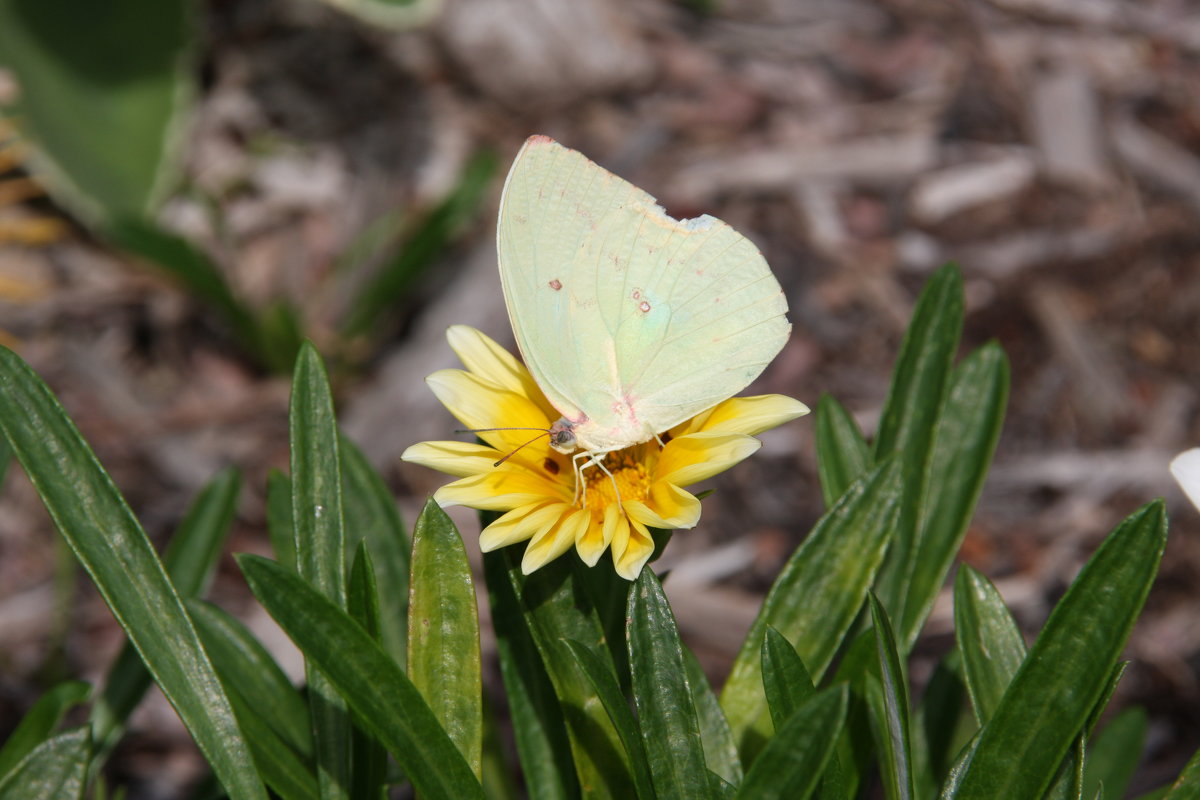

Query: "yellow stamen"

xmin=581 ymin=452 xmax=649 ymax=514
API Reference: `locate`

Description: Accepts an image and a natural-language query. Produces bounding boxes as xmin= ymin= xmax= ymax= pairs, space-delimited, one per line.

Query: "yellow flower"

xmin=401 ymin=325 xmax=809 ymax=580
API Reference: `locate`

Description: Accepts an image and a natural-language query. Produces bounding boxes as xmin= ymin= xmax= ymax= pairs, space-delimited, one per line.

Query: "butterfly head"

xmin=548 ymin=418 xmax=579 ymax=454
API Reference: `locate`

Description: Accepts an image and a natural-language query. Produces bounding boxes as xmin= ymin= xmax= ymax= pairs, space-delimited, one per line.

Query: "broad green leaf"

xmin=869 ymin=595 xmax=915 ymax=800
xmin=721 ymin=460 xmax=902 ymax=758
xmin=0 ymin=726 xmax=90 ymax=799
xmin=563 ymin=640 xmax=656 ymax=800
xmin=408 ymin=499 xmax=482 ymax=779
xmin=340 ymin=434 xmax=410 ymax=664
xmin=0 ymin=681 xmax=90 ymax=780
xmin=187 ymin=599 xmax=312 ymax=758
xmin=761 ymin=626 xmax=816 ymax=728
xmin=1082 ymin=707 xmax=1145 ymax=800
xmin=481 ymin=548 xmax=577 ymax=800
xmin=238 ymin=554 xmax=484 ymax=800
xmin=0 ymin=346 xmax=265 ymax=800
xmin=683 ymin=647 xmax=742 ymax=786
xmin=92 ymin=467 xmax=241 ymax=751
xmin=289 ymin=341 xmax=350 ymax=799
xmin=952 ymin=501 xmax=1167 ymax=799
xmin=628 ymin=568 xmax=712 ymax=800
xmin=953 ymin=565 xmax=1026 ymax=724
xmin=734 ymin=686 xmax=849 ymax=800
xmin=266 ymin=468 xmax=296 ymax=571
xmin=901 ymin=343 xmax=1008 ymax=647
xmin=348 ymin=543 xmax=388 ymax=799
xmin=872 ymin=264 xmax=963 ymax=627
xmin=0 ymin=0 xmax=192 ymax=221
xmin=814 ymin=393 xmax=871 ymax=508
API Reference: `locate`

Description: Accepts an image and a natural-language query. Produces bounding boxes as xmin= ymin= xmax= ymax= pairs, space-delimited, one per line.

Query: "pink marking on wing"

xmin=526 ymin=134 xmax=555 ymax=146
xmin=549 ymin=279 xmax=562 ymax=290
xmin=639 ymin=301 xmax=651 ymax=313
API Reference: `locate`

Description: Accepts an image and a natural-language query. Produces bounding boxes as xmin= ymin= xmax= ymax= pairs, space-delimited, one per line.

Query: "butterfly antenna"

xmin=493 ymin=431 xmax=551 ymax=468
xmin=456 ymin=426 xmax=551 ymax=434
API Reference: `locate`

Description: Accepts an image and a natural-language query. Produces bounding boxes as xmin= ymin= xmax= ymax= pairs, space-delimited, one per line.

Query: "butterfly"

xmin=495 ymin=135 xmax=790 ymax=497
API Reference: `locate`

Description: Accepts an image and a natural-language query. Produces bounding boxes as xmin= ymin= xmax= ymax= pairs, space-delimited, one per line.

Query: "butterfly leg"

xmin=571 ymin=449 xmax=622 ymax=507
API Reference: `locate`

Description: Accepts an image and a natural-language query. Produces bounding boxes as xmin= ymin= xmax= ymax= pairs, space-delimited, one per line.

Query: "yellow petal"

xmin=434 ymin=470 xmax=565 ymax=511
xmin=696 ymin=394 xmax=810 ymax=436
xmin=576 ymin=505 xmax=615 ymax=566
xmin=627 ymin=482 xmax=701 ymax=529
xmin=612 ymin=516 xmax=655 ymax=581
xmin=479 ymin=502 xmax=563 ymax=551
xmin=522 ymin=508 xmax=590 ymax=574
xmin=425 ymin=369 xmax=557 ymax=469
xmin=655 ymin=432 xmax=761 ymax=487
xmin=401 ymin=441 xmax=498 ymax=477
xmin=446 ymin=325 xmax=558 ymax=418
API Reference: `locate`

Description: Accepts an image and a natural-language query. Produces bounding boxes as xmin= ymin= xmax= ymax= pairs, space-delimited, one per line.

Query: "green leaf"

xmin=1046 ymin=664 xmax=1132 ymax=800
xmin=481 ymin=690 xmax=522 ymax=800
xmin=0 ymin=726 xmax=90 ymax=799
xmin=917 ymin=650 xmax=975 ymax=788
xmin=315 ymin=0 xmax=441 ymax=29
xmin=953 ymin=565 xmax=1026 ymax=724
xmin=340 ymin=434 xmax=410 ymax=664
xmin=1166 ymin=745 xmax=1200 ymax=799
xmin=220 ymin=685 xmax=319 ymax=800
xmin=761 ymin=626 xmax=816 ymax=728
xmin=814 ymin=393 xmax=871 ymax=508
xmin=951 ymin=501 xmax=1168 ymax=799
xmin=628 ymin=567 xmax=712 ymax=800
xmin=1082 ymin=707 xmax=1145 ymax=800
xmin=92 ymin=467 xmax=241 ymax=751
xmin=683 ymin=647 xmax=742 ymax=787
xmin=0 ymin=681 xmax=90 ymax=780
xmin=481 ymin=548 xmax=578 ymax=800
xmin=238 ymin=554 xmax=484 ymax=800
xmin=734 ymin=686 xmax=849 ymax=800
xmin=872 ymin=264 xmax=963 ymax=628
xmin=348 ymin=543 xmax=388 ymax=799
xmin=0 ymin=0 xmax=192 ymax=222
xmin=408 ymin=499 xmax=482 ymax=779
xmin=0 ymin=346 xmax=265 ymax=800
xmin=900 ymin=343 xmax=1008 ymax=646
xmin=266 ymin=468 xmax=296 ymax=571
xmin=721 ymin=460 xmax=902 ymax=758
xmin=563 ymin=640 xmax=656 ymax=800
xmin=0 ymin=434 xmax=11 ymax=488
xmin=869 ymin=594 xmax=916 ymax=800
xmin=289 ymin=341 xmax=350 ymax=799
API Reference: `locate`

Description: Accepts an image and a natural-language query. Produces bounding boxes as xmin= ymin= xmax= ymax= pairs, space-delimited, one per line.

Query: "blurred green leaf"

xmin=238 ymin=553 xmax=484 ymax=800
xmin=0 ymin=681 xmax=90 ymax=780
xmin=683 ymin=648 xmax=742 ymax=787
xmin=733 ymin=686 xmax=849 ymax=800
xmin=408 ymin=499 xmax=482 ymax=779
xmin=760 ymin=626 xmax=815 ymax=729
xmin=628 ymin=567 xmax=713 ymax=800
xmin=318 ymin=0 xmax=441 ymax=29
xmin=256 ymin=300 xmax=306 ymax=375
xmin=953 ymin=565 xmax=1026 ymax=724
xmin=266 ymin=468 xmax=296 ymax=571
xmin=721 ymin=460 xmax=902 ymax=759
xmin=0 ymin=726 xmax=90 ymax=799
xmin=814 ymin=393 xmax=871 ymax=508
xmin=901 ymin=343 xmax=1008 ymax=647
xmin=0 ymin=346 xmax=265 ymax=800
xmin=952 ymin=501 xmax=1168 ymax=799
xmin=0 ymin=434 xmax=11 ymax=488
xmin=0 ymin=0 xmax=192 ymax=221
xmin=869 ymin=594 xmax=915 ymax=800
xmin=289 ymin=341 xmax=351 ymax=799
xmin=481 ymin=690 xmax=522 ymax=800
xmin=1165 ymin=745 xmax=1200 ymax=799
xmin=348 ymin=543 xmax=388 ymax=799
xmin=871 ymin=264 xmax=963 ymax=628
xmin=917 ymin=650 xmax=975 ymax=789
xmin=340 ymin=434 xmax=410 ymax=664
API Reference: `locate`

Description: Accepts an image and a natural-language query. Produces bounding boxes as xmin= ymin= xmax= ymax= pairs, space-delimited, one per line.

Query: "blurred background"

xmin=2 ymin=0 xmax=1200 ymax=795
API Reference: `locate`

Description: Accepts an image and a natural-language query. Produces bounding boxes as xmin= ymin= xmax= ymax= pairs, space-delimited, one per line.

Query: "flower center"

xmin=582 ymin=451 xmax=649 ymax=513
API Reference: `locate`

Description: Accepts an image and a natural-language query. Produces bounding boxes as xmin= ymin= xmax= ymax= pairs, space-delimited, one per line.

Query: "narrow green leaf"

xmin=872 ymin=264 xmax=964 ymax=628
xmin=814 ymin=393 xmax=871 ymax=508
xmin=953 ymin=565 xmax=1026 ymax=724
xmin=1082 ymin=707 xmax=1145 ymax=800
xmin=348 ymin=543 xmax=388 ymax=799
xmin=563 ymin=640 xmax=656 ymax=800
xmin=187 ymin=599 xmax=312 ymax=758
xmin=1047 ymin=664 xmax=1132 ymax=800
xmin=481 ymin=690 xmax=522 ymax=800
xmin=266 ymin=468 xmax=296 ymax=571
xmin=0 ymin=434 xmax=12 ymax=488
xmin=289 ymin=341 xmax=350 ymax=799
xmin=408 ymin=499 xmax=482 ymax=779
xmin=0 ymin=727 xmax=90 ymax=799
xmin=238 ymin=554 xmax=484 ymax=800
xmin=721 ymin=460 xmax=902 ymax=758
xmin=1166 ymin=745 xmax=1200 ymax=799
xmin=901 ymin=343 xmax=1008 ymax=647
xmin=870 ymin=594 xmax=915 ymax=800
xmin=761 ymin=626 xmax=816 ymax=728
xmin=683 ymin=647 xmax=742 ymax=786
xmin=918 ymin=650 xmax=976 ymax=788
xmin=221 ymin=685 xmax=320 ymax=800
xmin=0 ymin=681 xmax=90 ymax=780
xmin=734 ymin=686 xmax=849 ymax=800
xmin=481 ymin=548 xmax=577 ymax=800
xmin=340 ymin=434 xmax=410 ymax=664
xmin=953 ymin=501 xmax=1168 ymax=799
xmin=0 ymin=346 xmax=265 ymax=800
xmin=628 ymin=568 xmax=712 ymax=800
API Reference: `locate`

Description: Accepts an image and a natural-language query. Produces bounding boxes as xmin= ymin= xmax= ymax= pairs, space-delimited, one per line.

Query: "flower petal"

xmin=446 ymin=325 xmax=559 ymax=418
xmin=479 ymin=502 xmax=563 ymax=551
xmin=696 ymin=394 xmax=810 ymax=436
xmin=435 ymin=469 xmax=566 ymax=511
xmin=626 ymin=482 xmax=701 ymax=529
xmin=612 ymin=516 xmax=655 ymax=581
xmin=522 ymin=508 xmax=591 ymax=574
xmin=1171 ymin=448 xmax=1200 ymax=513
xmin=401 ymin=441 xmax=498 ymax=477
xmin=576 ymin=504 xmax=618 ymax=567
xmin=655 ymin=432 xmax=762 ymax=487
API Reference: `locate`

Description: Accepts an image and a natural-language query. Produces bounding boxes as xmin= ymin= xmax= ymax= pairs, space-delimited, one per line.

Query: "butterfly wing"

xmin=497 ymin=136 xmax=790 ymax=450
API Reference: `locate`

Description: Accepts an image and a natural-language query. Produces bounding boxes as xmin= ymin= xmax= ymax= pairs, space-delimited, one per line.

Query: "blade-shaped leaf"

xmin=721 ymin=460 xmax=902 ymax=758
xmin=289 ymin=341 xmax=350 ymax=799
xmin=238 ymin=553 xmax=484 ymax=800
xmin=918 ymin=649 xmax=975 ymax=788
xmin=953 ymin=565 xmax=1026 ymax=724
xmin=0 ymin=681 xmax=90 ymax=780
xmin=734 ymin=686 xmax=849 ymax=800
xmin=266 ymin=468 xmax=296 ymax=571
xmin=408 ymin=499 xmax=482 ymax=779
xmin=814 ymin=393 xmax=871 ymax=508
xmin=870 ymin=594 xmax=915 ymax=800
xmin=0 ymin=726 xmax=90 ymax=799
xmin=628 ymin=567 xmax=712 ymax=800
xmin=348 ymin=543 xmax=388 ymax=799
xmin=683 ymin=647 xmax=742 ymax=787
xmin=952 ymin=501 xmax=1168 ymax=799
xmin=221 ymin=684 xmax=320 ymax=800
xmin=1165 ymin=745 xmax=1200 ymax=799
xmin=0 ymin=346 xmax=265 ymax=800
xmin=761 ymin=626 xmax=816 ymax=729
xmin=1083 ymin=708 xmax=1147 ymax=800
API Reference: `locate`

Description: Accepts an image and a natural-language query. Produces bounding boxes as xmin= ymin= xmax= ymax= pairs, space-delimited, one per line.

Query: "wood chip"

xmin=910 ymin=150 xmax=1037 ymax=223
